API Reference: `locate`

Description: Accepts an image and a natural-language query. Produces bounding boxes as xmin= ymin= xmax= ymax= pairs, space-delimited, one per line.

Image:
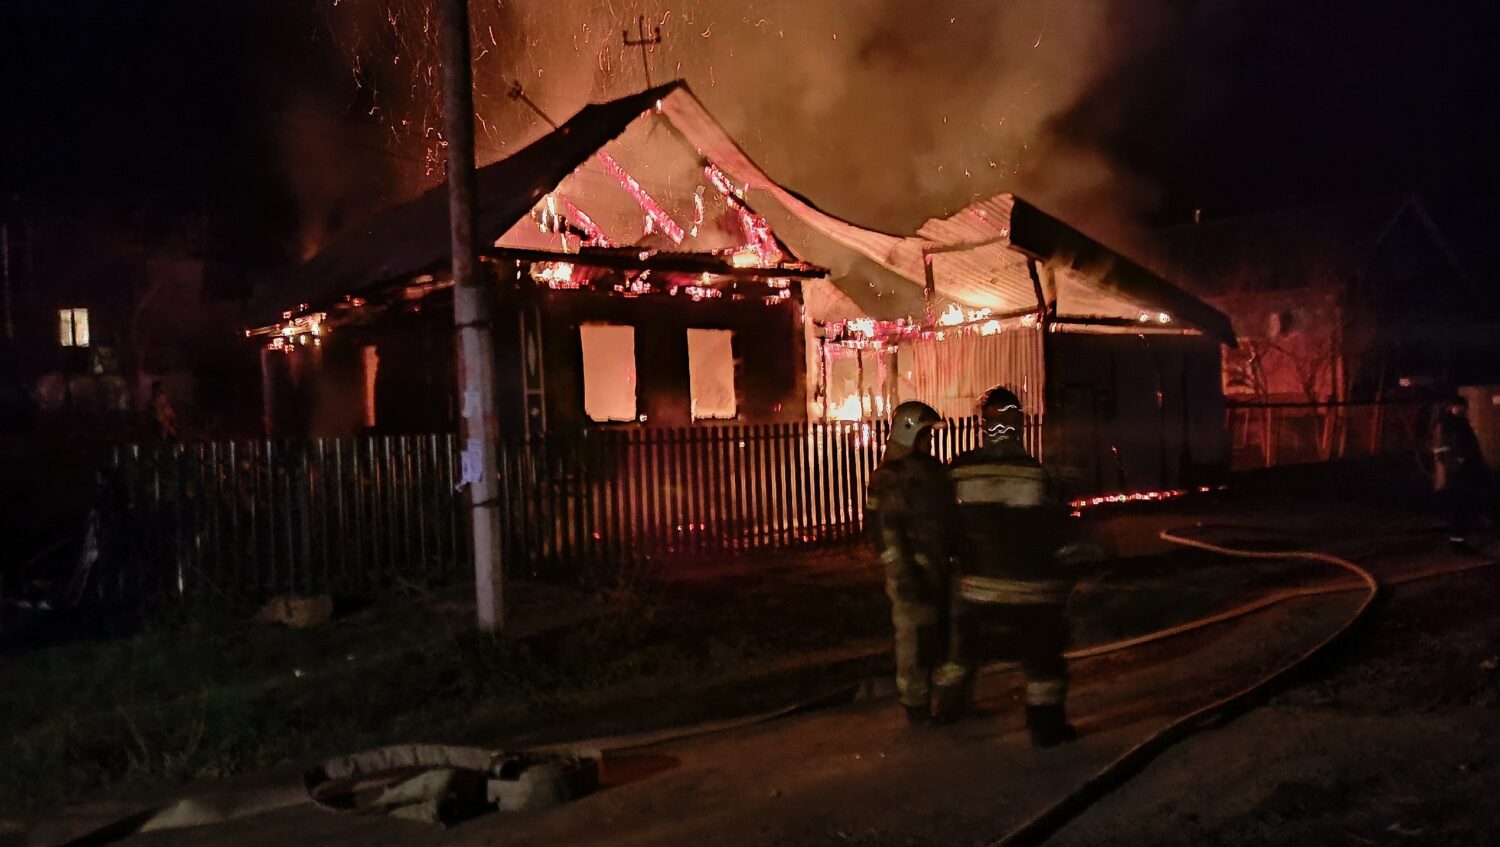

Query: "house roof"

xmin=262 ymin=81 xmax=1231 ymax=342
xmin=256 ymin=82 xmax=683 ymax=322
xmin=656 ymin=93 xmax=1231 ymax=339
xmin=1149 ymin=195 xmax=1475 ymax=297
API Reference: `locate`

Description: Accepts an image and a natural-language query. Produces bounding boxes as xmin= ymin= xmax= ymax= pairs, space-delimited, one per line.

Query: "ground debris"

xmin=256 ymin=595 xmax=334 ymax=629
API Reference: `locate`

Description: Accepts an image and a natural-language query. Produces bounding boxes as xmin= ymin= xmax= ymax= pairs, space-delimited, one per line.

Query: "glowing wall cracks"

xmin=1068 ymin=485 xmax=1227 ymax=514
xmin=824 ymin=309 xmax=1037 ymax=349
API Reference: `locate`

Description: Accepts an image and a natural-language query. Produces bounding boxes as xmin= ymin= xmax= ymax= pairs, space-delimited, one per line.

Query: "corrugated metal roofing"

xmin=658 ymin=94 xmax=1232 ymax=340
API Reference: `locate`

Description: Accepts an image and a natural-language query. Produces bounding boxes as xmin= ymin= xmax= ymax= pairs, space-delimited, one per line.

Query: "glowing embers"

xmin=704 ymin=163 xmax=783 ymax=266
xmin=561 ymin=197 xmax=611 ymax=248
xmin=825 ymin=310 xmax=1035 ymax=348
xmin=528 ymin=253 xmax=794 ymax=305
xmin=531 ymin=261 xmax=582 ymax=289
xmin=938 ymin=303 xmax=993 ymax=327
xmin=257 ymin=311 xmax=327 ymax=352
xmin=1138 ymin=311 xmax=1173 ymax=324
xmin=729 ymin=248 xmax=761 ymax=268
xmin=598 ymin=152 xmax=685 ymax=244
xmin=1069 ymin=485 xmax=1223 ymax=510
xmin=676 ymin=275 xmax=724 ymax=302
xmin=535 ymin=194 xmax=612 ymax=251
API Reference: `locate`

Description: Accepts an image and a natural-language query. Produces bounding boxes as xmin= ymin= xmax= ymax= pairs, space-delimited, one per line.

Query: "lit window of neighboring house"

xmin=579 ymin=323 xmax=638 ymax=422
xmin=58 ymin=308 xmax=90 ymax=347
xmin=687 ymin=328 xmax=737 ymax=420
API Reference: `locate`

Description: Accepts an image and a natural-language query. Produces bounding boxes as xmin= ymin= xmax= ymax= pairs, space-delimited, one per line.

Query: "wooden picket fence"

xmin=103 ymin=418 xmax=1015 ymax=603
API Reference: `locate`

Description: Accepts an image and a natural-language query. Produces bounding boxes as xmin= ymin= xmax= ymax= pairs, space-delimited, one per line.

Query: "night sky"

xmin=2 ymin=0 xmax=1496 ymax=273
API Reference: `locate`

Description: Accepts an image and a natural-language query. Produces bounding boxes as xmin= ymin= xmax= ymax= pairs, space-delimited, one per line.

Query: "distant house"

xmin=1149 ymin=196 xmax=1481 ymax=403
xmin=0 ymin=205 xmax=258 ymax=439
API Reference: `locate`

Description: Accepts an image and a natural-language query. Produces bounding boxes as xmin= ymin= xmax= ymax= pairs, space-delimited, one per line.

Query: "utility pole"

xmin=439 ymin=0 xmax=504 ymax=632
xmin=623 ymin=15 xmax=662 ymax=88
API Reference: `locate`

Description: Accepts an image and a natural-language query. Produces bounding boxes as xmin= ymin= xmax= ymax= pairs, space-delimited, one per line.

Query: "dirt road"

xmin=121 ymin=567 xmax=1368 ymax=844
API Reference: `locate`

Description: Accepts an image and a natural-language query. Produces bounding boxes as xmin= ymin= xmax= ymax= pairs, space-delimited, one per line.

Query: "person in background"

xmin=1432 ymin=393 xmax=1487 ymax=554
xmin=866 ymin=401 xmax=955 ymax=726
xmin=150 ymin=380 xmax=178 ymax=441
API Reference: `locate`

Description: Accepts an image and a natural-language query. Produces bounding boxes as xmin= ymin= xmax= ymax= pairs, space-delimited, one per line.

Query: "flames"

xmin=825 ymin=392 xmax=888 ymax=421
xmin=250 ymin=311 xmax=328 ymax=352
xmin=937 ymin=303 xmax=993 ymax=327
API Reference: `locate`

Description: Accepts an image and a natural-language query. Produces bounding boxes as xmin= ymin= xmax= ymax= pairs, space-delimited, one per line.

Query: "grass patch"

xmin=1 ymin=538 xmax=1326 ymax=817
xmin=0 ymin=553 xmax=891 ymax=816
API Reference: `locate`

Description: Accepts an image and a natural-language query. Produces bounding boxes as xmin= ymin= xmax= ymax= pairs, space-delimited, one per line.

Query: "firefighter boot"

xmin=1026 ymin=704 xmax=1078 ymax=748
xmin=932 ymin=683 xmax=970 ymax=725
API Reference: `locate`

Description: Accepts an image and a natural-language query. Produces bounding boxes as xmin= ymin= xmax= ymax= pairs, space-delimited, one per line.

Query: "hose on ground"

xmin=990 ymin=527 xmax=1470 ymax=847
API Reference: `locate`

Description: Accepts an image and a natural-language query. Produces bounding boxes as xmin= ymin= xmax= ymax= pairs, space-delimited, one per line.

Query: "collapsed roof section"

xmin=656 ymin=89 xmax=1231 ymax=342
xmin=257 ymin=80 xmax=816 ymax=327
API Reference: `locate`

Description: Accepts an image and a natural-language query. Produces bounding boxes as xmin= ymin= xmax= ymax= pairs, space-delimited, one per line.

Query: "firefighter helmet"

xmin=887 ymin=401 xmax=943 ymax=454
xmin=979 ymin=385 xmax=1025 ymax=444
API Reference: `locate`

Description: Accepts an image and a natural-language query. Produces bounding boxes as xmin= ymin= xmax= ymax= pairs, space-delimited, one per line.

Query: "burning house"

xmin=253 ymin=82 xmax=1233 ymax=498
xmin=250 ymin=82 xmax=825 ymax=438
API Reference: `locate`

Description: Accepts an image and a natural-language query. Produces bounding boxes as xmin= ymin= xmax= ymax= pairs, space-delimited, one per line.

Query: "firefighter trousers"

xmin=933 ymin=599 xmax=1070 ymax=712
xmin=881 ymin=542 xmax=948 ymax=709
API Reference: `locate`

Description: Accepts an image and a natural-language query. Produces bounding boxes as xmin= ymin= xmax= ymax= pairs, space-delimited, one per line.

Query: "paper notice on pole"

xmin=462 ymin=388 xmax=482 ymax=420
xmin=458 ymin=439 xmax=484 ymax=490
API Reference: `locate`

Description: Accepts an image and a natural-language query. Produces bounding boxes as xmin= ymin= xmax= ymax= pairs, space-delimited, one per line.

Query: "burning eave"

xmin=243 ymin=249 xmax=825 ymax=350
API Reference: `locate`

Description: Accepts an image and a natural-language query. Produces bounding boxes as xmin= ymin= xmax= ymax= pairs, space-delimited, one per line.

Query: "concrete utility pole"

xmin=439 ymin=0 xmax=505 ymax=632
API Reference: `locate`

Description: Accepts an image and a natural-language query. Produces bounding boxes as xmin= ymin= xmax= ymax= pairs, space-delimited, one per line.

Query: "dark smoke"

xmin=321 ymin=0 xmax=1216 ymax=242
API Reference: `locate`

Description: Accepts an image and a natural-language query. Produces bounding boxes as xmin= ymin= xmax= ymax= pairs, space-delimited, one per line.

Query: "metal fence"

xmin=1226 ymin=401 xmax=1428 ymax=470
xmin=104 ymin=418 xmax=1006 ymax=603
xmin=104 ymin=435 xmax=469 ymax=604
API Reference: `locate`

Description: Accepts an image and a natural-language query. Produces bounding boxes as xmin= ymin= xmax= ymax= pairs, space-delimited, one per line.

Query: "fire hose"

xmin=988 ymin=527 xmax=1497 ymax=847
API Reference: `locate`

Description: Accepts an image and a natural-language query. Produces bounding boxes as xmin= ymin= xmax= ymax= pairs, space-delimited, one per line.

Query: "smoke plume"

xmin=322 ymin=0 xmax=1201 ymax=240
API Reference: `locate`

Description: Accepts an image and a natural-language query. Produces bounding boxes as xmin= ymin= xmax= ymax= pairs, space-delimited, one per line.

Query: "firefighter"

xmin=1432 ymin=394 xmax=1488 ymax=553
xmin=866 ymin=400 xmax=955 ymax=726
xmin=932 ymin=385 xmax=1098 ymax=746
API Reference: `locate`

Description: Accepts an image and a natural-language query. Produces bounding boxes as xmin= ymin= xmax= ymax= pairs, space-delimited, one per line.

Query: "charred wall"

xmin=261 ymin=284 xmax=807 ymax=438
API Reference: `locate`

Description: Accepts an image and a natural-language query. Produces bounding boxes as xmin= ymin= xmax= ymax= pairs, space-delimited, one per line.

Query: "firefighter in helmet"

xmin=933 ymin=385 xmax=1099 ymax=746
xmin=866 ymin=400 xmax=956 ymax=726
